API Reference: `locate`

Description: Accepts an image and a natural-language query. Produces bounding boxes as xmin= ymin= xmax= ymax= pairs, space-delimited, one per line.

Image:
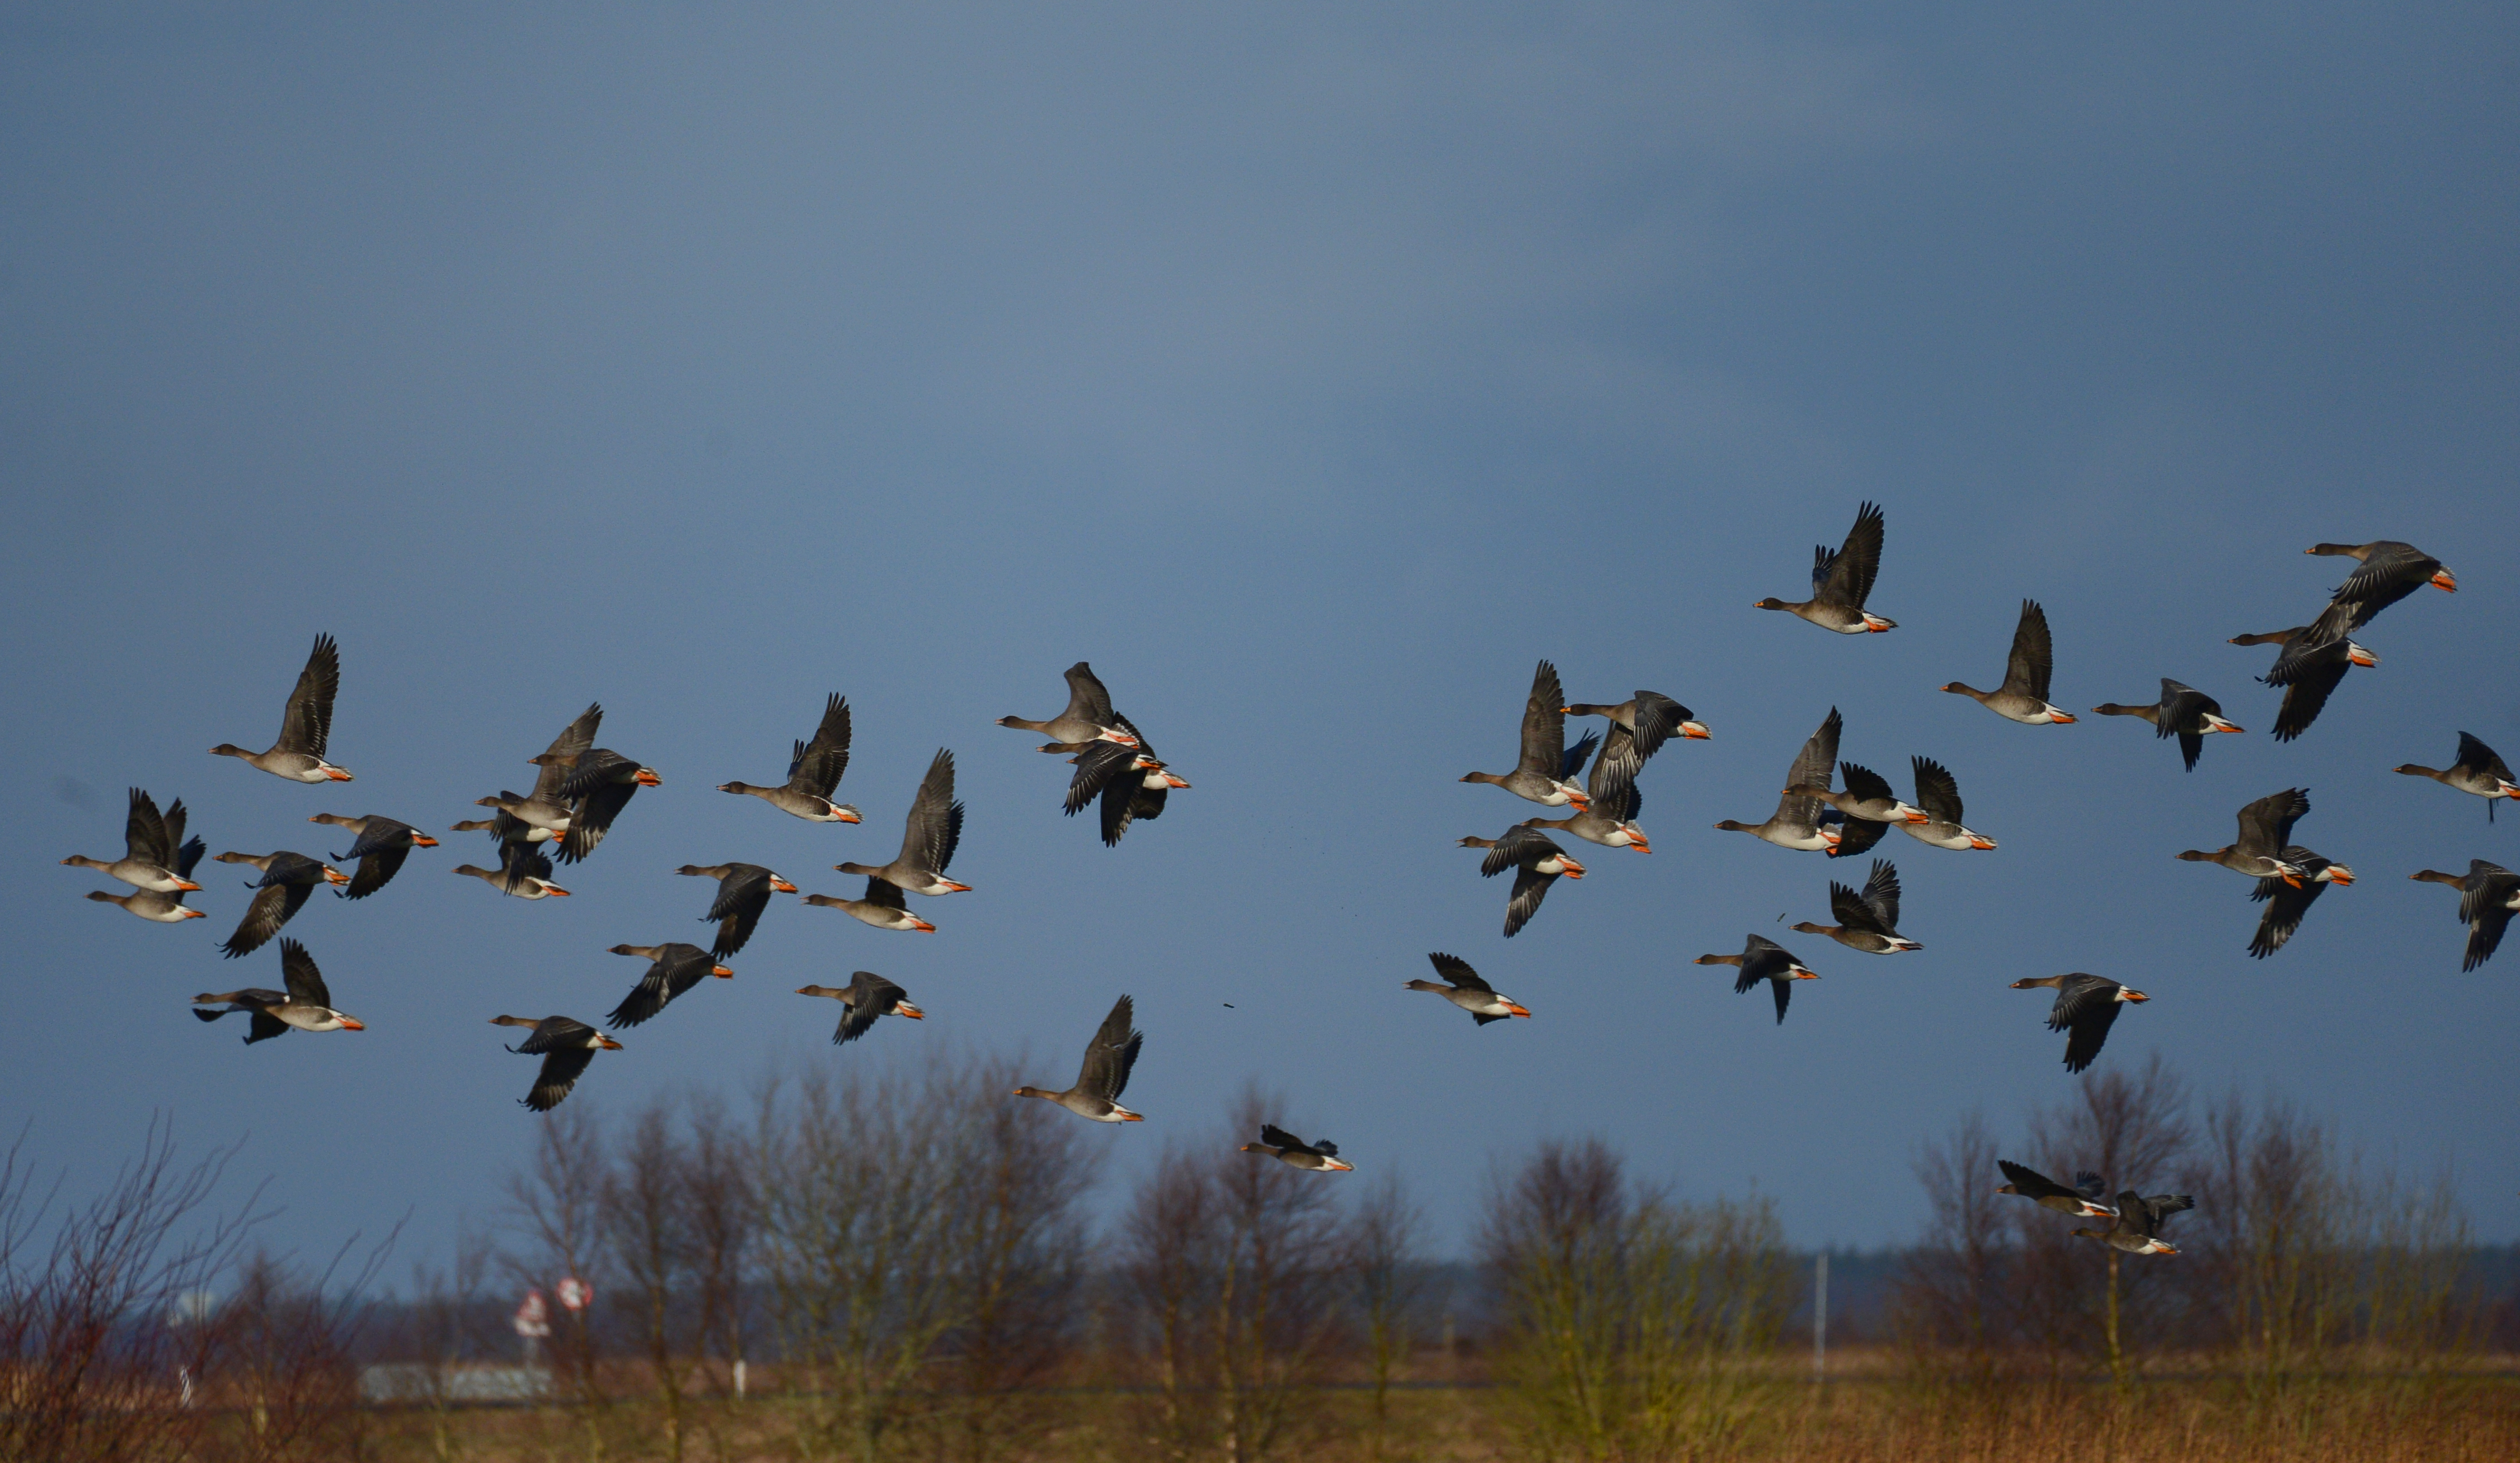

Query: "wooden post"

xmin=1814 ymin=1251 xmax=1829 ymax=1382
xmin=2105 ymin=1249 xmax=2125 ymax=1390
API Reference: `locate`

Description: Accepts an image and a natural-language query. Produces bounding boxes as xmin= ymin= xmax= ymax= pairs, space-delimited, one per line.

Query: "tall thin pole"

xmin=1814 ymin=1250 xmax=1829 ymax=1381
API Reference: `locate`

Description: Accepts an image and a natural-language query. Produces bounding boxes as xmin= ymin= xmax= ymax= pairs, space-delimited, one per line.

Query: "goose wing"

xmin=1066 ymin=738 xmax=1142 ymax=816
xmin=1426 ymin=952 xmax=1493 ymax=994
xmin=1518 ymin=661 xmax=1570 ymax=779
xmin=530 ymin=704 xmax=604 ymax=802
xmin=1840 ymin=761 xmax=1895 ymax=807
xmin=1814 ymin=502 xmax=1885 ymax=608
xmin=1627 ymin=691 xmax=1691 ymax=765
xmin=499 ymin=840 xmax=556 ymax=892
xmin=2233 ymin=789 xmax=2308 ymax=856
xmin=2455 ymin=732 xmax=2515 ymax=784
xmin=1481 ymin=825 xmax=1563 ymax=878
xmin=859 ymin=875 xmax=907 ymax=912
xmin=1077 ymin=995 xmax=1142 ymax=1102
xmin=2246 ymin=849 xmax=2329 ymax=959
xmin=526 ymin=1046 xmax=597 ymax=1112
xmin=278 ymin=939 xmax=331 ymax=1008
xmin=1060 ymin=662 xmax=1120 ymax=728
xmin=902 ymin=750 xmax=964 ymax=875
xmin=607 ymin=948 xmax=714 ymax=1029
xmin=339 ymin=818 xmax=416 ymax=900
xmin=832 ymin=972 xmax=907 ymax=1044
xmin=1776 ymin=709 xmax=1842 ymax=829
xmin=1827 ymin=878 xmax=1880 ymax=934
xmin=2269 ymin=658 xmax=2348 ymax=742
xmin=220 ymin=882 xmax=312 ymax=959
xmin=786 ymin=694 xmax=852 ymax=798
xmin=2265 ymin=601 xmax=2357 ymax=686
xmin=702 ymin=867 xmax=773 ymax=959
xmin=1996 ymin=1159 xmax=2074 ymax=1202
xmin=2329 ymin=542 xmax=2439 ymax=626
xmin=2004 ymin=600 xmax=2055 ymax=700
xmin=1503 ymin=865 xmax=1559 ymax=938
xmin=1259 ymin=1123 xmax=1318 ymax=1156
xmin=558 ymin=774 xmax=637 ymax=864
xmin=2459 ymin=862 xmax=2519 ymax=971
xmin=274 ymin=634 xmax=340 ymax=757
xmin=125 ymin=788 xmax=174 ymax=868
xmin=175 ymin=835 xmax=207 ymax=882
xmin=1585 ymin=730 xmax=1641 ymax=822
xmin=1559 ymin=729 xmax=1599 ymax=786
xmin=513 ymin=1015 xmax=598 ymax=1055
xmin=2050 ymin=977 xmax=2125 ymax=1072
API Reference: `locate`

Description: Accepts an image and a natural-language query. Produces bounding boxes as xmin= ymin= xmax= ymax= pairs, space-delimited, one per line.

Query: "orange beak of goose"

xmin=2324 ymin=867 xmax=2355 ymax=886
xmin=1505 ymin=1003 xmax=1532 ymax=1018
xmin=544 ymin=885 xmax=572 ymax=896
xmin=1821 ymin=829 xmax=1844 ymax=849
xmin=2430 ymin=568 xmax=2457 ymax=591
xmin=181 ymin=907 xmax=208 ymax=919
xmin=712 ymin=966 xmax=734 ymax=979
xmin=172 ymin=879 xmax=203 ymax=892
xmin=896 ymin=1002 xmax=925 ymax=1019
xmin=1681 ymin=722 xmax=1712 ymax=740
xmin=1328 ymin=1159 xmax=1356 ymax=1172
xmin=911 ymin=918 xmax=937 ymax=932
xmin=2123 ymin=990 xmax=2151 ymax=1003
xmin=1968 ymin=835 xmax=1998 ymax=850
xmin=340 ymin=1017 xmax=366 ymax=1031
xmin=771 ymin=878 xmax=798 ymax=893
xmin=322 ymin=867 xmax=351 ymax=886
xmin=834 ymin=807 xmax=862 ymax=822
xmin=2347 ymin=646 xmax=2378 ymax=668
xmin=635 ymin=769 xmax=663 ymax=787
xmin=1903 ymin=810 xmax=1930 ymax=824
xmin=1559 ymin=858 xmax=1587 ymax=878
xmin=2047 ymin=711 xmax=2077 ymax=724
xmin=1624 ymin=833 xmax=1652 ymax=853
xmin=1120 ymin=1112 xmax=1145 ymax=1122
xmin=325 ymin=768 xmax=354 ymax=781
xmin=1163 ymin=773 xmax=1192 ymax=789
xmin=598 ymin=1036 xmax=625 ymax=1050
xmin=411 ymin=835 xmax=440 ymax=848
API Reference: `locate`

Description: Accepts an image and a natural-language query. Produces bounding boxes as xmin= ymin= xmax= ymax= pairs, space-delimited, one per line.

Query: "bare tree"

xmin=504 ymin=1103 xmax=610 ymax=1457
xmin=1344 ymin=1167 xmax=1425 ymax=1462
xmin=0 ymin=1118 xmax=263 ymax=1463
xmin=1891 ymin=1109 xmax=2014 ymax=1372
xmin=601 ymin=1100 xmax=699 ymax=1461
xmin=681 ymin=1091 xmax=755 ymax=1437
xmin=2021 ymin=1053 xmax=2194 ymax=1382
xmin=387 ymin=1225 xmax=494 ymax=1463
xmin=1118 ymin=1136 xmax=1223 ymax=1462
xmin=1209 ymin=1086 xmax=1350 ymax=1463
xmin=201 ymin=1231 xmax=396 ymax=1463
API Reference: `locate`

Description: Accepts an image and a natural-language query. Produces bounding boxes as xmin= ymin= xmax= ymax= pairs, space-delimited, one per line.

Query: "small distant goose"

xmin=451 ymin=842 xmax=571 ymax=899
xmin=1065 ymin=713 xmax=1190 ymax=845
xmin=1995 ymin=1160 xmax=2115 ymax=1218
xmin=2176 ymin=788 xmax=2314 ymax=885
xmin=1714 ymin=708 xmax=1846 ymax=853
xmin=88 ymin=882 xmax=209 ymax=923
xmin=2232 ymin=617 xmax=2377 ymax=742
xmin=675 ymin=863 xmax=797 ymax=959
xmin=1754 ymin=501 xmax=1895 ymax=633
xmin=309 ymin=812 xmax=437 ymax=899
xmin=209 ymin=633 xmax=353 ymax=783
xmin=1944 ymin=600 xmax=2075 ymax=724
xmin=1462 ymin=660 xmax=1593 ymax=808
xmin=1405 ymin=952 xmax=1530 ymax=1025
xmin=2397 ymin=733 xmax=2519 ymax=821
xmin=215 ymin=851 xmax=349 ymax=958
xmin=1560 ymin=691 xmax=1710 ymax=780
xmin=604 ymin=943 xmax=733 ymax=1029
xmin=1459 ymin=824 xmax=1585 ymax=938
xmin=449 ymin=811 xmax=553 ymax=846
xmin=2409 ymin=861 xmax=2520 ymax=971
xmin=836 ymin=749 xmax=970 ymax=896
xmin=797 ymin=972 xmax=925 ymax=1045
xmin=2092 ymin=678 xmax=2242 ymax=772
xmin=2073 ymin=1189 xmax=2194 ymax=1257
xmin=2304 ymin=539 xmax=2455 ymax=624
xmin=489 ymin=1015 xmax=621 ymax=1112
xmin=1899 ymin=756 xmax=1996 ymax=851
xmin=997 ymin=662 xmax=1140 ymax=749
xmin=1695 ymin=934 xmax=1819 ymax=1024
xmin=1522 ymin=724 xmax=1649 ymax=851
xmin=63 ymin=788 xmax=205 ymax=893
xmin=1242 ymin=1124 xmax=1354 ymax=1173
xmin=194 ymin=939 xmax=363 ymax=1042
xmin=802 ymin=876 xmax=937 ymax=932
xmin=719 ymin=693 xmax=861 ymax=823
xmin=1792 ymin=859 xmax=1921 ymax=953
xmin=547 ymin=747 xmax=660 ymax=864
xmin=2247 ymin=846 xmax=2353 ymax=959
xmin=1013 ymin=994 xmax=1144 ymax=1123
xmin=2011 ymin=973 xmax=2146 ymax=1073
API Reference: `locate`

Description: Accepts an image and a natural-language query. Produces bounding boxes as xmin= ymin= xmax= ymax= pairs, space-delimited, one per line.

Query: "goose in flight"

xmin=1560 ymin=690 xmax=1710 ymax=779
xmin=2011 ymin=973 xmax=2147 ymax=1074
xmin=309 ymin=812 xmax=437 ymax=899
xmin=1944 ymin=600 xmax=2075 ymax=724
xmin=63 ymin=788 xmax=205 ymax=893
xmin=214 ymin=851 xmax=349 ymax=958
xmin=604 ymin=943 xmax=733 ymax=1029
xmin=1404 ymin=952 xmax=1530 ymax=1025
xmin=489 ymin=1015 xmax=621 ymax=1112
xmin=193 ymin=939 xmax=363 ymax=1043
xmin=1461 ymin=660 xmax=1593 ymax=808
xmin=1714 ymin=708 xmax=1846 ymax=853
xmin=997 ymin=662 xmax=1140 ymax=750
xmin=836 ymin=750 xmax=971 ymax=895
xmin=1242 ymin=1125 xmax=1354 ymax=1172
xmin=477 ymin=703 xmax=603 ymax=844
xmin=675 ymin=863 xmax=797 ymax=959
xmin=2396 ymin=733 xmax=2519 ymax=821
xmin=802 ymin=876 xmax=937 ymax=932
xmin=2304 ymin=539 xmax=2455 ymax=627
xmin=1695 ymin=934 xmax=1819 ymax=1024
xmin=1013 ymin=995 xmax=1144 ymax=1122
xmin=2176 ymin=788 xmax=2316 ymax=885
xmin=450 ymin=841 xmax=571 ymax=899
xmin=1064 ymin=713 xmax=1190 ymax=845
xmin=1519 ymin=723 xmax=1649 ymax=852
xmin=1459 ymin=824 xmax=1585 ymax=938
xmin=2246 ymin=847 xmax=2353 ymax=959
xmin=719 ymin=693 xmax=862 ymax=822
xmin=2092 ymin=679 xmax=2244 ymax=772
xmin=1791 ymin=859 xmax=1921 ymax=953
xmin=2409 ymin=861 xmax=2520 ymax=971
xmin=210 ymin=633 xmax=353 ymax=783
xmin=1754 ymin=501 xmax=1895 ymax=633
xmin=546 ymin=747 xmax=660 ymax=864
xmin=797 ymin=972 xmax=925 ymax=1045
xmin=1898 ymin=756 xmax=1996 ymax=851
xmin=2232 ymin=621 xmax=2377 ymax=742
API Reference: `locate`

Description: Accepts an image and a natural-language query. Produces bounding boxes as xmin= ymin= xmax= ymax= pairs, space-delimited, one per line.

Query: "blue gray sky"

xmin=4 ymin=3 xmax=2514 ymax=1266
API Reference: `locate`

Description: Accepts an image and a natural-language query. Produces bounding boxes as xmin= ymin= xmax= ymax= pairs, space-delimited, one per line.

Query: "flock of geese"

xmin=59 ymin=508 xmax=2518 ymax=1216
